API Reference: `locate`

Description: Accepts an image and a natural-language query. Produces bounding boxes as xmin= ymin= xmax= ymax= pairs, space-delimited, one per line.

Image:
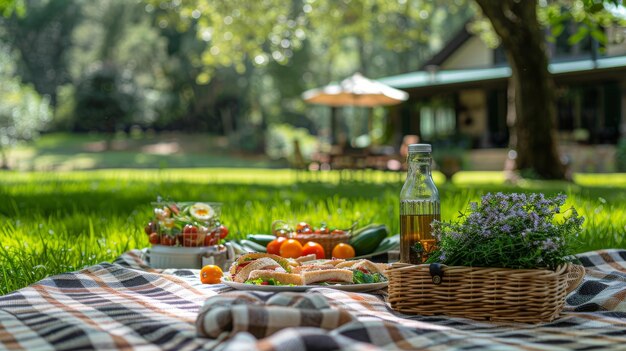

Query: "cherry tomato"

xmin=315 ymin=226 xmax=330 ymax=234
xmin=204 ymin=233 xmax=219 ymax=246
xmin=160 ymin=235 xmax=176 ymax=246
xmin=148 ymin=233 xmax=159 ymax=244
xmin=279 ymin=239 xmax=303 ymax=258
xmin=301 ymin=241 xmax=325 ymax=259
xmin=331 ymin=229 xmax=345 ymax=235
xmin=183 ymin=224 xmax=198 ymax=234
xmin=182 ymin=232 xmax=199 ymax=247
xmin=296 ymin=222 xmax=311 ymax=233
xmin=332 ymin=243 xmax=355 ymax=259
xmin=217 ymin=225 xmax=229 ymax=239
xmin=145 ymin=222 xmax=156 ymax=235
xmin=200 ymin=265 xmax=223 ymax=284
xmin=266 ymin=237 xmax=286 ymax=255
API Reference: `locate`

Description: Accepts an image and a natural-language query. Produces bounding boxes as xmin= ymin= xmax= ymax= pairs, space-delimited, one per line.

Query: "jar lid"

xmin=408 ymin=144 xmax=432 ymax=153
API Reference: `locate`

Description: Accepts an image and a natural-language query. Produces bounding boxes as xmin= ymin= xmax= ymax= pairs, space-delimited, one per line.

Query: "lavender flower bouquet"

xmin=427 ymin=193 xmax=584 ymax=270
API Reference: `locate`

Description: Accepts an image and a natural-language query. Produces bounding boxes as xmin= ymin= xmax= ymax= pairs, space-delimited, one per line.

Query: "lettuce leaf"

xmin=352 ymin=270 xmax=386 ymax=284
xmin=244 ymin=278 xmax=295 ymax=286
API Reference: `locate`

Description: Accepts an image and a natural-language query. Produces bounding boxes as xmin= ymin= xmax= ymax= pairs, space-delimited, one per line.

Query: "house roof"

xmin=377 ymin=55 xmax=626 ymax=96
xmin=420 ymin=24 xmax=472 ymax=69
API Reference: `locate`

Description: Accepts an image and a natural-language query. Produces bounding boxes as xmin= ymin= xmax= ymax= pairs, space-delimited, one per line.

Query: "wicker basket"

xmin=386 ymin=263 xmax=585 ymax=323
xmin=292 ymin=233 xmax=350 ymax=259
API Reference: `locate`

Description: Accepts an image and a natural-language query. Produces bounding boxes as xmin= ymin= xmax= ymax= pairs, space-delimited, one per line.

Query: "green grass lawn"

xmin=1 ymin=169 xmax=625 ymax=295
xmin=7 ymin=132 xmax=285 ymax=170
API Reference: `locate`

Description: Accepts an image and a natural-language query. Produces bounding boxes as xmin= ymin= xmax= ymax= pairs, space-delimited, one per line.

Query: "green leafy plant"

xmin=427 ymin=192 xmax=584 ymax=270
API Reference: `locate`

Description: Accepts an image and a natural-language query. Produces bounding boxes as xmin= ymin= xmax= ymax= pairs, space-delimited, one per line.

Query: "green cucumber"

xmin=238 ymin=239 xmax=268 ymax=253
xmin=349 ymin=224 xmax=389 ymax=256
xmin=246 ymin=234 xmax=276 ymax=247
xmin=373 ymin=234 xmax=400 ymax=253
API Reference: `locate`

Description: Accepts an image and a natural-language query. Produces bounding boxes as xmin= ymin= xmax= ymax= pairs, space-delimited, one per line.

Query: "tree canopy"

xmin=1 ymin=0 xmax=624 ymax=176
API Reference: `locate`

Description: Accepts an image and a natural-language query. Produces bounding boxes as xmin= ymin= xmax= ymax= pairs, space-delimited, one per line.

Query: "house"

xmin=377 ymin=24 xmax=626 ymax=172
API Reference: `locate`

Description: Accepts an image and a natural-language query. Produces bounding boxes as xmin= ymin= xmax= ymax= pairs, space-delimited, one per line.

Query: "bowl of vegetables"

xmin=269 ymin=220 xmax=353 ymax=259
xmin=144 ymin=201 xmax=231 ymax=269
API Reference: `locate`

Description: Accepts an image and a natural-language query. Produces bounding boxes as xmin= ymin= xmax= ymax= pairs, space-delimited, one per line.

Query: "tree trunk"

xmin=474 ymin=0 xmax=566 ymax=179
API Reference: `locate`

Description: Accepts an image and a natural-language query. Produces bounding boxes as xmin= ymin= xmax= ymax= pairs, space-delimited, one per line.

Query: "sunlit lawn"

xmin=7 ymin=133 xmax=284 ymax=170
xmin=1 ymin=169 xmax=625 ymax=294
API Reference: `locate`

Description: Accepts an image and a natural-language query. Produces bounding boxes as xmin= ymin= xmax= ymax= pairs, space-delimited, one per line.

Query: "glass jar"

xmin=399 ymin=144 xmax=440 ymax=264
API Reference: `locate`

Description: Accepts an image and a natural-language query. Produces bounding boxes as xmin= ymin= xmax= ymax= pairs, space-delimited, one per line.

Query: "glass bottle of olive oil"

xmin=399 ymin=144 xmax=440 ymax=264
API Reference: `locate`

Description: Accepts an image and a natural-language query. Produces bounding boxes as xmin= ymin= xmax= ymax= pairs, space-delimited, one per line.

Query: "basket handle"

xmin=271 ymin=220 xmax=289 ymax=234
xmin=565 ymin=264 xmax=585 ymax=294
xmin=344 ymin=221 xmax=358 ymax=236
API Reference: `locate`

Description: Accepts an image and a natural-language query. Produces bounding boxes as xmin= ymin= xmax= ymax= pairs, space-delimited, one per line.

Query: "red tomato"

xmin=217 ymin=225 xmax=229 ymax=239
xmin=296 ymin=222 xmax=311 ymax=233
xmin=148 ymin=233 xmax=159 ymax=244
xmin=331 ymin=229 xmax=345 ymax=235
xmin=182 ymin=232 xmax=199 ymax=247
xmin=160 ymin=235 xmax=176 ymax=246
xmin=204 ymin=233 xmax=218 ymax=246
xmin=266 ymin=237 xmax=286 ymax=255
xmin=314 ymin=226 xmax=330 ymax=234
xmin=301 ymin=241 xmax=325 ymax=259
xmin=183 ymin=225 xmax=198 ymax=234
xmin=279 ymin=239 xmax=303 ymax=258
xmin=145 ymin=222 xmax=156 ymax=235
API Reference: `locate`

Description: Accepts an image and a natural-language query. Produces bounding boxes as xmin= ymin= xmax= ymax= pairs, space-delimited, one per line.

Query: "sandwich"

xmin=245 ymin=270 xmax=303 ymax=286
xmin=335 ymin=259 xmax=384 ymax=272
xmin=292 ymin=264 xmax=336 ymax=274
xmin=301 ymin=269 xmax=354 ymax=285
xmin=295 ymin=254 xmax=317 ymax=263
xmin=336 ymin=259 xmax=388 ymax=284
xmin=229 ymin=253 xmax=292 ymax=283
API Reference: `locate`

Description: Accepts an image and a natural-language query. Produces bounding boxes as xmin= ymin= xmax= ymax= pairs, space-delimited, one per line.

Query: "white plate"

xmin=221 ymin=277 xmax=387 ymax=292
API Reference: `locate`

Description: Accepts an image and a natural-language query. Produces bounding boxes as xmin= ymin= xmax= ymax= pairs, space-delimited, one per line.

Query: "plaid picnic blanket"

xmin=1 ymin=249 xmax=626 ymax=350
xmin=196 ymin=291 xmax=355 ymax=339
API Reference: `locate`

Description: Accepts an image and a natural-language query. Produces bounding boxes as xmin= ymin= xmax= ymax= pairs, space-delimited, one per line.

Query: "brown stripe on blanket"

xmin=86 ymin=268 xmax=199 ymax=323
xmin=196 ymin=291 xmax=356 ymax=339
xmin=31 ymin=284 xmax=133 ymax=350
xmin=599 ymin=251 xmax=626 ymax=272
xmin=0 ymin=312 xmax=27 ymax=351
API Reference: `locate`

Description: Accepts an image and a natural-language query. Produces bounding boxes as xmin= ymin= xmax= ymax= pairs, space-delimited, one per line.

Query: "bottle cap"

xmin=408 ymin=144 xmax=432 ymax=153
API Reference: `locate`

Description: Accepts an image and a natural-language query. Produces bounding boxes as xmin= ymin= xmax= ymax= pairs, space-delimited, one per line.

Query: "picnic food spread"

xmin=226 ymin=252 xmax=388 ymax=286
xmin=3 ymin=247 xmax=626 ymax=351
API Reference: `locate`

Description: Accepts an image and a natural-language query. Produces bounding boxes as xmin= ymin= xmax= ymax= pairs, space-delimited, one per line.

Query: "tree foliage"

xmin=154 ymin=0 xmax=470 ymax=83
xmin=2 ymin=0 xmax=622 ymax=172
xmin=0 ymin=43 xmax=51 ymax=168
xmin=2 ymin=0 xmax=80 ymax=105
xmin=0 ymin=0 xmax=24 ymax=18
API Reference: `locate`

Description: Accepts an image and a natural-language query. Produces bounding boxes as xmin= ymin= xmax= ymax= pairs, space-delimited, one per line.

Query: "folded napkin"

xmin=196 ymin=291 xmax=355 ymax=339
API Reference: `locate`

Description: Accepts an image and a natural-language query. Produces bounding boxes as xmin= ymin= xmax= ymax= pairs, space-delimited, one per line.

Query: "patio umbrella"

xmin=302 ymin=72 xmax=409 ymax=107
xmin=302 ymin=72 xmax=408 ymax=144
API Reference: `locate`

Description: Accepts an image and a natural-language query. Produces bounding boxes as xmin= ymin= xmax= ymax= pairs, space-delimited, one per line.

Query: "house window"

xmin=419 ymin=98 xmax=456 ymax=140
xmin=556 ymin=82 xmax=620 ymax=144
